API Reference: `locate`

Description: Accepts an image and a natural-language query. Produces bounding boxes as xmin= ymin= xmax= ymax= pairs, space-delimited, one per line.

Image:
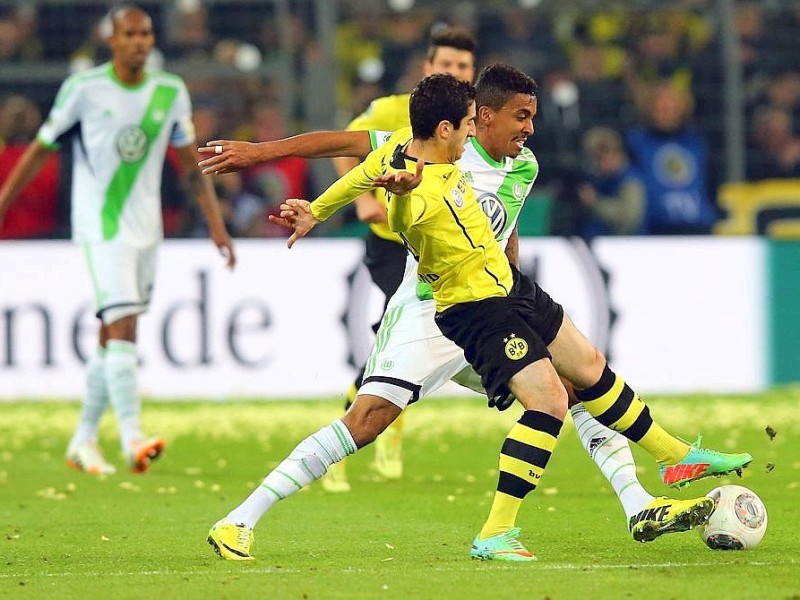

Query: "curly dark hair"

xmin=475 ymin=63 xmax=538 ymax=111
xmin=409 ymin=74 xmax=476 ymax=140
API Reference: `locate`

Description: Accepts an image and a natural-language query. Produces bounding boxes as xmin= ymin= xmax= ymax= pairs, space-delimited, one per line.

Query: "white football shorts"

xmin=359 ymin=295 xmax=485 ymax=410
xmin=82 ymin=241 xmax=158 ymax=325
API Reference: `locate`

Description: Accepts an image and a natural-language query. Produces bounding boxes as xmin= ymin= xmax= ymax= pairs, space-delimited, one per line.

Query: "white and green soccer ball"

xmin=700 ymin=485 xmax=768 ymax=550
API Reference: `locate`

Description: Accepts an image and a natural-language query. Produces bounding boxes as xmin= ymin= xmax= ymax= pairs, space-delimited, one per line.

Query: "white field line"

xmin=1 ymin=560 xmax=796 ymax=579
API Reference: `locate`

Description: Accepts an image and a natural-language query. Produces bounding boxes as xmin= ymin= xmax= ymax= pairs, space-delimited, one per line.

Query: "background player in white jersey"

xmin=202 ymin=65 xmax=716 ymax=562
xmin=0 ymin=5 xmax=236 ymax=475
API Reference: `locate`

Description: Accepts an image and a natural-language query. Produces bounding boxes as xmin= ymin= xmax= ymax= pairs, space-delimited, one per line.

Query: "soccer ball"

xmin=699 ymin=485 xmax=768 ymax=550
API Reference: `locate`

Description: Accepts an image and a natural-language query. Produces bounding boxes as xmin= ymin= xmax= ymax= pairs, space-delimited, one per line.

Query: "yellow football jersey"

xmin=345 ymin=94 xmax=411 ymax=244
xmin=311 ymin=127 xmax=513 ymax=312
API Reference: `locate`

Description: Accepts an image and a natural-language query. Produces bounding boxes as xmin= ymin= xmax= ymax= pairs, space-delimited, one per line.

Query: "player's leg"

xmin=437 ymin=296 xmax=566 ymax=562
xmin=208 ymin=394 xmax=398 ymax=560
xmin=65 ymin=340 xmax=115 ymax=475
xmin=92 ymin=241 xmax=163 ymax=473
xmin=550 ymin=313 xmax=752 ymax=487
xmin=568 ymin=397 xmax=713 ymax=542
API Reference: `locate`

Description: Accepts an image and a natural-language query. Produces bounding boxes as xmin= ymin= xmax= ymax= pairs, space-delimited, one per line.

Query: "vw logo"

xmin=478 ymin=193 xmax=508 ymax=238
xmin=116 ymin=126 xmax=148 ymax=163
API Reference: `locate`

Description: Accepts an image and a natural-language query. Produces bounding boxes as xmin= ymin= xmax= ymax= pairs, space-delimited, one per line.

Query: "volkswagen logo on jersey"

xmin=116 ymin=126 xmax=148 ymax=163
xmin=478 ymin=193 xmax=508 ymax=238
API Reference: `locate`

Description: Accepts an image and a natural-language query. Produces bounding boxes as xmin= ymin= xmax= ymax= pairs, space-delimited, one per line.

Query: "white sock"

xmin=570 ymin=404 xmax=654 ymax=521
xmin=226 ymin=420 xmax=357 ymax=529
xmin=105 ymin=340 xmax=141 ymax=452
xmin=67 ymin=348 xmax=109 ymax=453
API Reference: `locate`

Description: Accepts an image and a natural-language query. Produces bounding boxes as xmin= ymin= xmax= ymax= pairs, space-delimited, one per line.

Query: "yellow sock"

xmin=479 ymin=410 xmax=562 ymax=539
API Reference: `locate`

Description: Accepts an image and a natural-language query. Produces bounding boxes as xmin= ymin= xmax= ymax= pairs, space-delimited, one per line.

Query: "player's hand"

xmin=373 ymin=158 xmax=424 ymax=196
xmin=268 ymin=198 xmax=318 ymax=248
xmin=210 ymin=225 xmax=237 ymax=269
xmin=198 ymin=140 xmax=268 ymax=175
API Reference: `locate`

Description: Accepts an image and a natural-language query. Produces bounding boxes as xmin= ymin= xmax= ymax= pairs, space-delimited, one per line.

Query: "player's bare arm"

xmin=177 ymin=145 xmax=237 ymax=269
xmin=268 ymin=198 xmax=317 ymax=248
xmin=0 ymin=140 xmax=55 ymax=224
xmin=198 ymin=131 xmax=372 ymax=176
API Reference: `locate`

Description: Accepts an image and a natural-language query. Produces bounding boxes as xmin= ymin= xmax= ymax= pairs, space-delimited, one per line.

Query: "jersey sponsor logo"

xmin=381 ymin=359 xmax=394 ymax=371
xmin=116 ymin=125 xmax=148 ymax=163
xmin=513 ymin=182 xmax=525 ymax=200
xmin=451 ymin=188 xmax=464 ymax=208
xmin=477 ymin=193 xmax=509 ymax=238
xmin=418 ymin=272 xmax=440 ymax=284
xmin=503 ymin=333 xmax=528 ymax=360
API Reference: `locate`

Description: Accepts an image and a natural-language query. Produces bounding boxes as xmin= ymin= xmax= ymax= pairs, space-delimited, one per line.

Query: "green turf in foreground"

xmin=1 ymin=393 xmax=799 ymax=599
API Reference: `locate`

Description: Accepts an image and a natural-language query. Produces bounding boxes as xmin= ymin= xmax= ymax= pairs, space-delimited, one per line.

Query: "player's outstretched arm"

xmin=268 ymin=198 xmax=318 ymax=248
xmin=197 ymin=131 xmax=372 ymax=175
xmin=176 ymin=144 xmax=236 ymax=269
xmin=0 ymin=140 xmax=55 ymax=225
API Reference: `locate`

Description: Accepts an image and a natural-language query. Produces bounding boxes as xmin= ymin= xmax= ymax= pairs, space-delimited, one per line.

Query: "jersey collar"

xmin=469 ymin=137 xmax=505 ymax=169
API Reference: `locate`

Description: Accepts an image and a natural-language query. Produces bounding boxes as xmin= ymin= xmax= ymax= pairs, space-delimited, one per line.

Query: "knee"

xmin=341 ymin=395 xmax=399 ymax=447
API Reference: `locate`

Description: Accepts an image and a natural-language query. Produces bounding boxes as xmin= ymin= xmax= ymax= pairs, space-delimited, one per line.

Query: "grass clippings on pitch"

xmin=1 ymin=392 xmax=799 ymax=599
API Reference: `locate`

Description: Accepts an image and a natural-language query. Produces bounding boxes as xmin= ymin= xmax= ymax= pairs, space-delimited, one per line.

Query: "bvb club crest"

xmin=504 ymin=333 xmax=528 ymax=360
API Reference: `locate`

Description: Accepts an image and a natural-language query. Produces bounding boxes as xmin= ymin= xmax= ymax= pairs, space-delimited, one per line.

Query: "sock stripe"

xmin=276 ymin=469 xmax=302 ymax=490
xmin=598 ymin=443 xmax=627 ymax=470
xmin=331 ymin=421 xmax=355 ymax=455
xmin=596 ymin=384 xmax=635 ymax=427
xmin=519 ymin=410 xmax=563 ymax=437
xmin=575 ymin=364 xmax=615 ymax=400
xmin=576 ymin=422 xmax=608 ymax=442
xmin=608 ymin=461 xmax=636 ymax=482
xmin=617 ymin=480 xmax=639 ymax=497
xmin=299 ymin=459 xmax=316 ymax=480
xmin=260 ymin=483 xmax=284 ymax=500
xmin=311 ymin=435 xmax=337 ymax=463
xmin=501 ymin=438 xmax=553 ymax=469
xmin=623 ymin=406 xmax=653 ymax=442
xmin=497 ymin=471 xmax=536 ymax=500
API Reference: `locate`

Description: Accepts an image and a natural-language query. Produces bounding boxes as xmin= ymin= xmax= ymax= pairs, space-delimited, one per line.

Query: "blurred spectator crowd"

xmin=2 ymin=0 xmax=800 ymax=240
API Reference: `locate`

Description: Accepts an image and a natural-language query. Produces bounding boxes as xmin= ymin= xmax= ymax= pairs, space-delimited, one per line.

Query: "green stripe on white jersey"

xmin=38 ymin=63 xmax=195 ymax=247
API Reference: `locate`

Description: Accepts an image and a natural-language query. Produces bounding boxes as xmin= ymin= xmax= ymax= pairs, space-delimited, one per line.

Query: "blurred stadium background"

xmin=1 ymin=0 xmax=800 ymax=398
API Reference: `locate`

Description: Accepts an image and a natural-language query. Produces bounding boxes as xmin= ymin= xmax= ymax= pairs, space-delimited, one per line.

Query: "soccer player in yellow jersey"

xmin=206 ymin=73 xmax=751 ymax=562
xmin=329 ymin=27 xmax=477 ymax=487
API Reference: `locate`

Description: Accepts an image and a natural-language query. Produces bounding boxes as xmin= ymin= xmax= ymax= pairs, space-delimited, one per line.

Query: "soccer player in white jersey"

xmin=201 ymin=65 xmax=725 ymax=562
xmin=0 ymin=5 xmax=236 ymax=475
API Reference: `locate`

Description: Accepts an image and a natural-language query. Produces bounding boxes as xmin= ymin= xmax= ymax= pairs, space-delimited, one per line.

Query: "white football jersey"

xmin=38 ymin=63 xmax=195 ymax=247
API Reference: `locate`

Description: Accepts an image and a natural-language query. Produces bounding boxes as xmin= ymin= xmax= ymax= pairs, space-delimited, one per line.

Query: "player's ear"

xmin=438 ymin=120 xmax=452 ymax=138
xmin=478 ymin=105 xmax=493 ymax=124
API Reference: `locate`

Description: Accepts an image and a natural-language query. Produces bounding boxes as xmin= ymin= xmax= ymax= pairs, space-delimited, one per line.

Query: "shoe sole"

xmin=131 ymin=440 xmax=165 ymax=474
xmin=665 ymin=458 xmax=753 ymax=489
xmin=633 ymin=498 xmax=715 ymax=543
xmin=65 ymin=458 xmax=116 ymax=476
xmin=470 ymin=551 xmax=537 ymax=562
xmin=207 ymin=534 xmax=254 ymax=561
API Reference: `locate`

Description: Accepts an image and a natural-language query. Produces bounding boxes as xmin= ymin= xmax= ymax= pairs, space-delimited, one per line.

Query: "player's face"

xmin=424 ymin=47 xmax=475 ymax=83
xmin=481 ymin=93 xmax=537 ymax=159
xmin=109 ymin=10 xmax=154 ymax=70
xmin=448 ymin=101 xmax=476 ymax=161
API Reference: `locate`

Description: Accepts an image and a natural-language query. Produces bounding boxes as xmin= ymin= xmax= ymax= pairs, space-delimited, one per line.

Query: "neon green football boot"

xmin=660 ymin=436 xmax=752 ymax=488
xmin=629 ymin=496 xmax=715 ymax=543
xmin=470 ymin=527 xmax=536 ymax=562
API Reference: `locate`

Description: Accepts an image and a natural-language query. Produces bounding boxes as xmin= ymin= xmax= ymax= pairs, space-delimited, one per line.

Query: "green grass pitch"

xmin=1 ymin=392 xmax=799 ymax=599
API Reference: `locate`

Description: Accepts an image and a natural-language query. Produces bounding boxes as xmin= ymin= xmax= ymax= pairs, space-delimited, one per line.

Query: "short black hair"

xmin=426 ymin=25 xmax=476 ymax=62
xmin=409 ymin=73 xmax=476 ymax=140
xmin=475 ymin=63 xmax=538 ymax=111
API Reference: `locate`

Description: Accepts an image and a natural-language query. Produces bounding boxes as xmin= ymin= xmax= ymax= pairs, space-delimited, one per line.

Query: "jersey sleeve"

xmin=169 ymin=78 xmax=196 ymax=147
xmin=369 ymin=130 xmax=394 ymax=151
xmin=310 ymin=145 xmax=386 ymax=222
xmin=387 ymin=190 xmax=426 ymax=233
xmin=37 ymin=75 xmax=83 ymax=149
xmin=347 ymin=97 xmax=396 ymax=131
